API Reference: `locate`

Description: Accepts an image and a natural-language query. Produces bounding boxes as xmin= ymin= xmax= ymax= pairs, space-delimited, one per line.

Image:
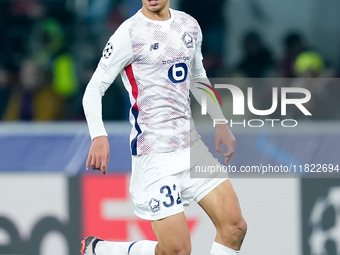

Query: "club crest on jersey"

xmin=149 ymin=198 xmax=161 ymax=213
xmin=182 ymin=32 xmax=194 ymax=48
xmin=102 ymin=42 xmax=114 ymax=59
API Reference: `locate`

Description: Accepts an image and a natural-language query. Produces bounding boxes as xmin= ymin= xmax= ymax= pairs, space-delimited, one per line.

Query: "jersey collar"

xmin=137 ymin=8 xmax=175 ymax=24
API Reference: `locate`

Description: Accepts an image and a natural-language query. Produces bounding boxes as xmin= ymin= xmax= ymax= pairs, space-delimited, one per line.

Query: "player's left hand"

xmin=215 ymin=124 xmax=236 ymax=164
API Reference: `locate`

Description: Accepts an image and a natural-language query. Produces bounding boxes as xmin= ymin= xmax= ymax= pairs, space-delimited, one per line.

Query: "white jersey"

xmin=83 ymin=9 xmax=224 ymax=155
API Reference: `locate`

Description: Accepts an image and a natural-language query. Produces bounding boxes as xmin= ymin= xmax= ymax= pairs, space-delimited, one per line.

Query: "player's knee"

xmin=219 ymin=216 xmax=247 ymax=245
xmin=236 ymin=217 xmax=247 ymax=239
xmin=155 ymin=242 xmax=191 ymax=255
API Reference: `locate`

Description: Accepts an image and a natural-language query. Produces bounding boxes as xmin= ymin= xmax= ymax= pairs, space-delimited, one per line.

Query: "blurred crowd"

xmin=1 ymin=0 xmax=339 ymax=122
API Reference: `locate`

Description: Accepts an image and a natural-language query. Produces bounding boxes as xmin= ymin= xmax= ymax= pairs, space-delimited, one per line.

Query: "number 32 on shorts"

xmin=160 ymin=184 xmax=182 ymax=207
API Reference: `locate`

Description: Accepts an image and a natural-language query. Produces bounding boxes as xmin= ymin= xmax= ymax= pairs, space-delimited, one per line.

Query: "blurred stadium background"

xmin=0 ymin=0 xmax=340 ymax=255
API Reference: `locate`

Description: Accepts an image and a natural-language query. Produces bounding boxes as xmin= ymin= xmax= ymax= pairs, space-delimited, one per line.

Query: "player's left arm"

xmin=189 ymin=26 xmax=235 ymax=164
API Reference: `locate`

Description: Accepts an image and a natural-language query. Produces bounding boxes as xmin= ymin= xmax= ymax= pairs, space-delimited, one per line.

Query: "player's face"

xmin=141 ymin=0 xmax=170 ymax=20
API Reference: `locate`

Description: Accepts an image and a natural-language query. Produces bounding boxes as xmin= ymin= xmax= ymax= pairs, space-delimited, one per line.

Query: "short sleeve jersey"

xmin=91 ymin=9 xmax=205 ymax=155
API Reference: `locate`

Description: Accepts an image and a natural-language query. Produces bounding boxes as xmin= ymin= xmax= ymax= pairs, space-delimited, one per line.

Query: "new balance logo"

xmin=150 ymin=43 xmax=159 ymax=51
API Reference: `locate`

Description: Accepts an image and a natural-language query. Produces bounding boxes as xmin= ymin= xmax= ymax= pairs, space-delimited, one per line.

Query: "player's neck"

xmin=141 ymin=5 xmax=171 ymax=21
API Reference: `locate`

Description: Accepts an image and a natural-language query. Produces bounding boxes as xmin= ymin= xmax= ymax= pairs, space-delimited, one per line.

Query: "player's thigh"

xmin=198 ymin=179 xmax=245 ymax=233
xmin=151 ymin=212 xmax=191 ymax=255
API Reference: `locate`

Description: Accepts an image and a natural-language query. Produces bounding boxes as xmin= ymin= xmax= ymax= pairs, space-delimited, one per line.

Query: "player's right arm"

xmin=83 ymin=23 xmax=133 ymax=174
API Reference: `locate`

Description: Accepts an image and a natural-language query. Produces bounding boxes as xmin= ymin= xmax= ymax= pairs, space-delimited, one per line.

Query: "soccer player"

xmin=82 ymin=0 xmax=247 ymax=255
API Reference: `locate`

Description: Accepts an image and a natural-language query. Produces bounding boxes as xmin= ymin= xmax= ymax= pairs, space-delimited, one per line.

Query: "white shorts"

xmin=129 ymin=139 xmax=228 ymax=220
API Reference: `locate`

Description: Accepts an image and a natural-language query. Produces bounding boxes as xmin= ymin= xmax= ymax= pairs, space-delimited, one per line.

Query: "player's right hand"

xmin=86 ymin=136 xmax=110 ymax=175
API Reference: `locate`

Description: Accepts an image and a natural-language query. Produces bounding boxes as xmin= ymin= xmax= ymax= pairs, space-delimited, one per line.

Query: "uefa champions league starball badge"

xmin=103 ymin=42 xmax=114 ymax=59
